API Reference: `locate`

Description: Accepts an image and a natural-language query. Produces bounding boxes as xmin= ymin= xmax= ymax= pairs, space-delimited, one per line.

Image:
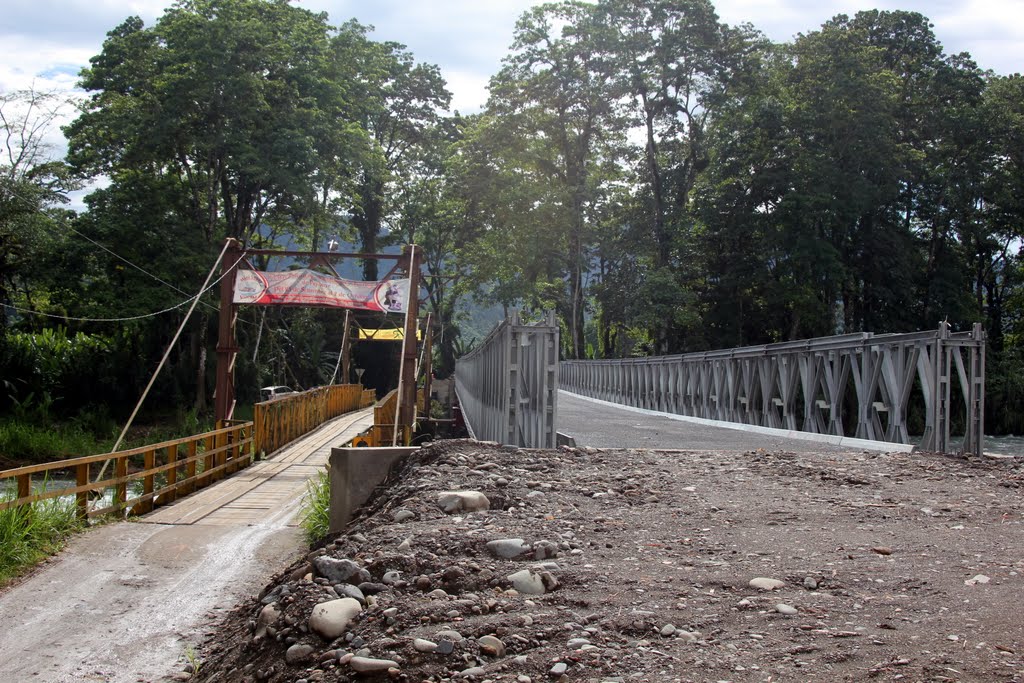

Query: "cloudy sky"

xmin=2 ymin=0 xmax=1022 ymax=115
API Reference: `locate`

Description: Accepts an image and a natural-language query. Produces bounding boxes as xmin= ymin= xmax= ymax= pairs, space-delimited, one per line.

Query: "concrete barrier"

xmin=328 ymin=446 xmax=418 ymax=533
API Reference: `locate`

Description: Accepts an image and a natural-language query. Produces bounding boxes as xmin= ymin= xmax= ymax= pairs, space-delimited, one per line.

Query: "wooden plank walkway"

xmin=142 ymin=408 xmax=374 ymax=527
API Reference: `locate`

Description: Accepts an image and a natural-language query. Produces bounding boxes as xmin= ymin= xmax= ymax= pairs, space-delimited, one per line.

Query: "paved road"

xmin=0 ymin=410 xmax=372 ymax=683
xmin=558 ymin=390 xmax=860 ymax=453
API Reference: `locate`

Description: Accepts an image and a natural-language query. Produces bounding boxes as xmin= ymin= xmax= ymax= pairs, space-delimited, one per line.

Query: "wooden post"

xmin=215 ymin=238 xmax=241 ymax=424
xmin=398 ymin=245 xmax=421 ymax=437
xmin=76 ymin=463 xmax=89 ymax=519
xmin=141 ymin=449 xmax=155 ymax=513
xmin=167 ymin=445 xmax=178 ymax=503
xmin=16 ymin=474 xmax=31 ymax=524
xmin=186 ymin=440 xmax=198 ymax=494
xmin=423 ymin=313 xmax=434 ymax=416
xmin=114 ymin=457 xmax=127 ymax=512
xmin=342 ymin=309 xmax=352 ymax=385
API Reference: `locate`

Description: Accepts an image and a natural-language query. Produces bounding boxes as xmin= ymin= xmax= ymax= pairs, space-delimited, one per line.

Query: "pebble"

xmin=486 ymin=538 xmax=532 ymax=559
xmin=255 ymin=604 xmax=279 ymax=638
xmin=458 ymin=666 xmax=486 ymax=677
xmin=748 ymin=577 xmax=786 ymax=590
xmin=549 ymin=662 xmax=568 ymax=677
xmin=413 ymin=638 xmax=438 ymax=653
xmin=308 ymin=598 xmax=362 ymax=640
xmin=313 ymin=557 xmax=370 ymax=585
xmin=391 ymin=509 xmax=415 ymax=523
xmin=437 ymin=491 xmax=491 ymax=513
xmin=478 ymin=634 xmax=507 ymax=657
xmin=436 ymin=639 xmax=455 ymax=655
xmin=285 ymin=643 xmax=315 ymax=664
xmin=659 ymin=624 xmax=676 ymax=637
xmin=435 ymin=629 xmax=464 ymax=642
xmin=348 ymin=656 xmax=398 ymax=673
xmin=803 ymin=576 xmax=819 ymax=590
xmin=775 ymin=603 xmax=798 ymax=615
xmin=508 ymin=569 xmax=558 ymax=595
xmin=335 ymin=584 xmax=366 ymax=604
xmin=567 ymin=638 xmax=591 ymax=648
xmin=871 ymin=546 xmax=893 ymax=555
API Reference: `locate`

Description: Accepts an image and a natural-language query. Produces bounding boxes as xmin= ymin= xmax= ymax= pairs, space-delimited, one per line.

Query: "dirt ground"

xmin=189 ymin=439 xmax=1024 ymax=683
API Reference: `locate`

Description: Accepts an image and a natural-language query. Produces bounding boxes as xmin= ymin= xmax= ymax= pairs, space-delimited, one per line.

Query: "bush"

xmin=0 ymin=492 xmax=84 ymax=585
xmin=299 ymin=469 xmax=331 ymax=544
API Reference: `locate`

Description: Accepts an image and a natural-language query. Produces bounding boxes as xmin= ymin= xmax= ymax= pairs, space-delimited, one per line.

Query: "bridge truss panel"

xmin=455 ymin=312 xmax=559 ymax=448
xmin=560 ymin=323 xmax=985 ymax=455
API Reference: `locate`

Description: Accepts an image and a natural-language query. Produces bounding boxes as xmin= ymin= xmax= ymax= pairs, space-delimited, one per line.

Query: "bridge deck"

xmin=144 ymin=407 xmax=374 ymax=526
xmin=0 ymin=407 xmax=374 ymax=683
xmin=558 ymin=391 xmax=879 ymax=453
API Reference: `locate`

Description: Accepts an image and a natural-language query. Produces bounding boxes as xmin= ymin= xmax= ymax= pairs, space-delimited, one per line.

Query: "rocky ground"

xmin=187 ymin=439 xmax=1024 ymax=683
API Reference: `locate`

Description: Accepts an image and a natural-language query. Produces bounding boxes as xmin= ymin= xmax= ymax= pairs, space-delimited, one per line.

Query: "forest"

xmin=1 ymin=0 xmax=1022 ymax=456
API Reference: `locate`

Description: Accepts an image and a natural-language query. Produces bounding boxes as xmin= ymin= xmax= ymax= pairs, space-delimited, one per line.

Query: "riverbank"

xmin=191 ymin=439 xmax=1024 ymax=683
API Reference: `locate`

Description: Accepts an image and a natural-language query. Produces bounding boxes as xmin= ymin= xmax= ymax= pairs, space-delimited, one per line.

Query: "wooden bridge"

xmin=0 ymin=390 xmax=380 ymax=683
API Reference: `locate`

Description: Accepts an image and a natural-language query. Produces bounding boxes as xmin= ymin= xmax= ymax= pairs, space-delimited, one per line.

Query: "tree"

xmin=331 ymin=21 xmax=451 ymax=280
xmin=65 ymin=0 xmax=346 ymax=245
xmin=0 ymin=88 xmax=80 ymax=326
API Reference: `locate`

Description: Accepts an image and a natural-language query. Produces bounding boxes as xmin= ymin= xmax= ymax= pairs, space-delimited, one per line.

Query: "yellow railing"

xmin=368 ymin=387 xmax=425 ymax=446
xmin=0 ymin=422 xmax=254 ymax=520
xmin=253 ymin=384 xmax=375 ymax=455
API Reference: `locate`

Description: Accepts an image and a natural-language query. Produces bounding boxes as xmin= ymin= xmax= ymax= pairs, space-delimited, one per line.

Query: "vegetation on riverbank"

xmin=299 ymin=470 xmax=331 ymax=544
xmin=0 ymin=493 xmax=84 ymax=586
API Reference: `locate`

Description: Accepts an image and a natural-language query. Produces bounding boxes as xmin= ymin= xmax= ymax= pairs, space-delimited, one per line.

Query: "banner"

xmin=233 ymin=269 xmax=409 ymax=313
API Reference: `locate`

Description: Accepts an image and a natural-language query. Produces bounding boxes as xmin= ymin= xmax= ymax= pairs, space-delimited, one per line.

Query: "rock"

xmin=358 ymin=582 xmax=388 ymax=595
xmin=391 ymin=509 xmax=415 ymax=523
xmin=255 ymin=604 xmax=280 ymax=638
xmin=965 ymin=574 xmax=991 ymax=585
xmin=549 ymin=662 xmax=568 ymax=677
xmin=413 ymin=638 xmax=438 ymax=653
xmin=775 ymin=603 xmax=798 ymax=615
xmin=532 ymin=540 xmax=559 ymax=560
xmin=508 ymin=569 xmax=558 ymax=595
xmin=803 ymin=576 xmax=819 ymax=590
xmin=349 ymin=656 xmax=399 ymax=673
xmin=478 ymin=634 xmax=506 ymax=657
xmin=382 ymin=571 xmax=402 ymax=585
xmin=678 ymin=631 xmax=701 ymax=643
xmin=486 ymin=538 xmax=532 ymax=559
xmin=437 ymin=491 xmax=490 ymax=513
xmin=314 ymin=557 xmax=370 ymax=585
xmin=660 ymin=623 xmax=676 ymax=637
xmin=457 ymin=666 xmax=486 ymax=677
xmin=285 ymin=643 xmax=315 ymax=665
xmin=566 ymin=638 xmax=591 ymax=649
xmin=308 ymin=598 xmax=362 ymax=640
xmin=335 ymin=583 xmax=366 ymax=604
xmin=435 ymin=639 xmax=455 ymax=655
xmin=748 ymin=577 xmax=786 ymax=591
xmin=435 ymin=629 xmax=464 ymax=642
xmin=871 ymin=546 xmax=893 ymax=556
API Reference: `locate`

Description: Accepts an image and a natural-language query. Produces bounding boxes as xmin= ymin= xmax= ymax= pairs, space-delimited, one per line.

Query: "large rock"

xmin=308 ymin=598 xmax=362 ymax=640
xmin=349 ymin=656 xmax=398 ymax=673
xmin=437 ymin=491 xmax=490 ymax=513
xmin=254 ymin=603 xmax=279 ymax=639
xmin=314 ymin=557 xmax=370 ymax=585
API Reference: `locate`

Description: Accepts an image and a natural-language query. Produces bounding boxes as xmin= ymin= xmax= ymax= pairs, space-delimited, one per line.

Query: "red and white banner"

xmin=233 ymin=269 xmax=409 ymax=313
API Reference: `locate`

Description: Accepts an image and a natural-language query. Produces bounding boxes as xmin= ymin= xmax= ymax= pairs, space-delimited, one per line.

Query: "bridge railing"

xmin=0 ymin=422 xmax=253 ymax=519
xmin=455 ymin=311 xmax=559 ymax=448
xmin=253 ymin=384 xmax=375 ymax=455
xmin=561 ymin=323 xmax=985 ymax=455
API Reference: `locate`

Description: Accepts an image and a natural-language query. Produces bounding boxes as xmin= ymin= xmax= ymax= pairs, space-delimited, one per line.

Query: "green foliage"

xmin=299 ymin=469 xmax=331 ymax=544
xmin=0 ymin=491 xmax=85 ymax=585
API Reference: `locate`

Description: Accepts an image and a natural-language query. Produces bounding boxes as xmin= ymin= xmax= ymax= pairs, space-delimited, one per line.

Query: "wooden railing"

xmin=253 ymin=384 xmax=375 ymax=455
xmin=368 ymin=388 xmax=426 ymax=446
xmin=0 ymin=422 xmax=253 ymax=520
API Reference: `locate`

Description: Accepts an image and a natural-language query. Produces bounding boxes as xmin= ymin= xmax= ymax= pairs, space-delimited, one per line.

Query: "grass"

xmin=0 ymin=420 xmax=99 ymax=467
xmin=0 ymin=492 xmax=85 ymax=586
xmin=299 ymin=469 xmax=331 ymax=544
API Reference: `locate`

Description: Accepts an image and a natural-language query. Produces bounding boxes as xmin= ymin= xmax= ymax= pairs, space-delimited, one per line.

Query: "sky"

xmin=1 ymin=0 xmax=1022 ymax=134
